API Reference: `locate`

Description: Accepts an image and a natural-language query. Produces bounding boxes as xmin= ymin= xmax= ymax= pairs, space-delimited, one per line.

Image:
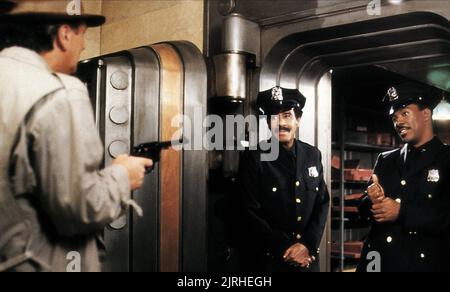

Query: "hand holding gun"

xmin=131 ymin=137 xmax=188 ymax=174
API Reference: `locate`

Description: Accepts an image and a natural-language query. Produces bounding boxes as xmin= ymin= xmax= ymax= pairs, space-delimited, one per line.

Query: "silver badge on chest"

xmin=308 ymin=166 xmax=319 ymax=178
xmin=427 ymin=169 xmax=440 ymax=183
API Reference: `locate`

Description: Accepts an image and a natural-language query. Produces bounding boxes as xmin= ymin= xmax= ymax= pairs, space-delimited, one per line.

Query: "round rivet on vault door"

xmin=109 ymin=215 xmax=127 ymax=230
xmin=109 ymin=106 xmax=129 ymax=125
xmin=110 ymin=71 xmax=129 ymax=90
xmin=108 ymin=140 xmax=129 ymax=158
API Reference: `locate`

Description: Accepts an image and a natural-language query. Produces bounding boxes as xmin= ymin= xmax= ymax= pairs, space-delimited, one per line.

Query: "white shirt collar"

xmin=0 ymin=46 xmax=52 ymax=72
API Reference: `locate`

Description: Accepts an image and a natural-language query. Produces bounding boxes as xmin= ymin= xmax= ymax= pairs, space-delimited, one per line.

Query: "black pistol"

xmin=131 ymin=138 xmax=188 ymax=174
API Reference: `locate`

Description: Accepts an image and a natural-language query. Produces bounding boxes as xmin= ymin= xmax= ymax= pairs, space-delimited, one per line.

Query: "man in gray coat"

xmin=0 ymin=1 xmax=153 ymax=272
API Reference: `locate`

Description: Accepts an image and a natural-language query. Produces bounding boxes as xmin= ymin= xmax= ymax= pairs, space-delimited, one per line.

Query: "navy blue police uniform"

xmin=237 ymin=87 xmax=330 ymax=272
xmin=358 ymin=82 xmax=450 ymax=272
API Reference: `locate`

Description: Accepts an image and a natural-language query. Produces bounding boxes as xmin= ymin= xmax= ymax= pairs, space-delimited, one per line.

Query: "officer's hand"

xmin=367 ymin=175 xmax=385 ymax=204
xmin=371 ymin=197 xmax=401 ymax=223
xmin=113 ymin=155 xmax=153 ymax=191
xmin=297 ymin=254 xmax=316 ymax=269
xmin=283 ymin=243 xmax=313 ymax=268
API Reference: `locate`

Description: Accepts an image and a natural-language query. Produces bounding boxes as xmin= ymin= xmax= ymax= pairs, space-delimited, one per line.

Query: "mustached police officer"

xmin=358 ymin=82 xmax=450 ymax=272
xmin=0 ymin=1 xmax=152 ymax=272
xmin=236 ymin=87 xmax=330 ymax=272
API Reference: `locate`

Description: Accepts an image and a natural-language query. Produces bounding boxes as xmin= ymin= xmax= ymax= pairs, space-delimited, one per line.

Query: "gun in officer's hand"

xmin=131 ymin=137 xmax=188 ymax=174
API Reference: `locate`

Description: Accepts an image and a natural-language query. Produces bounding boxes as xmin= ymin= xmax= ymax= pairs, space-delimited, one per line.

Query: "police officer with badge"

xmin=236 ymin=87 xmax=330 ymax=272
xmin=358 ymin=82 xmax=450 ymax=272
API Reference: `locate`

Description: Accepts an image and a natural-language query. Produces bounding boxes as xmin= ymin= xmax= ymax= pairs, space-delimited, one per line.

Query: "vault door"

xmin=77 ymin=41 xmax=207 ymax=272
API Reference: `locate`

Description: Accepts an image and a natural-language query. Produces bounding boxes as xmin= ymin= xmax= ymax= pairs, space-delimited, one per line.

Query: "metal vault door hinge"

xmin=102 ymin=55 xmax=133 ymax=272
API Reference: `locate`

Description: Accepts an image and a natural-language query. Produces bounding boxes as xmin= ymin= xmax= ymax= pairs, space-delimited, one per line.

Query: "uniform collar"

xmin=407 ymin=136 xmax=440 ymax=154
xmin=279 ymin=140 xmax=297 ymax=158
xmin=400 ymin=136 xmax=441 ymax=162
xmin=0 ymin=46 xmax=52 ymax=73
xmin=290 ymin=141 xmax=297 ymax=158
xmin=403 ymin=136 xmax=445 ymax=177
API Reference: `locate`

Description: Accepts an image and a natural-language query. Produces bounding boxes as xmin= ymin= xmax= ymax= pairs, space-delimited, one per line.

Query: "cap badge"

xmin=271 ymin=86 xmax=284 ymax=101
xmin=387 ymin=87 xmax=399 ymax=102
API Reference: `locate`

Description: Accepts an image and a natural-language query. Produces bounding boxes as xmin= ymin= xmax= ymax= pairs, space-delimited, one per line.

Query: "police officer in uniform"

xmin=358 ymin=82 xmax=450 ymax=272
xmin=0 ymin=1 xmax=152 ymax=272
xmin=237 ymin=87 xmax=330 ymax=272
